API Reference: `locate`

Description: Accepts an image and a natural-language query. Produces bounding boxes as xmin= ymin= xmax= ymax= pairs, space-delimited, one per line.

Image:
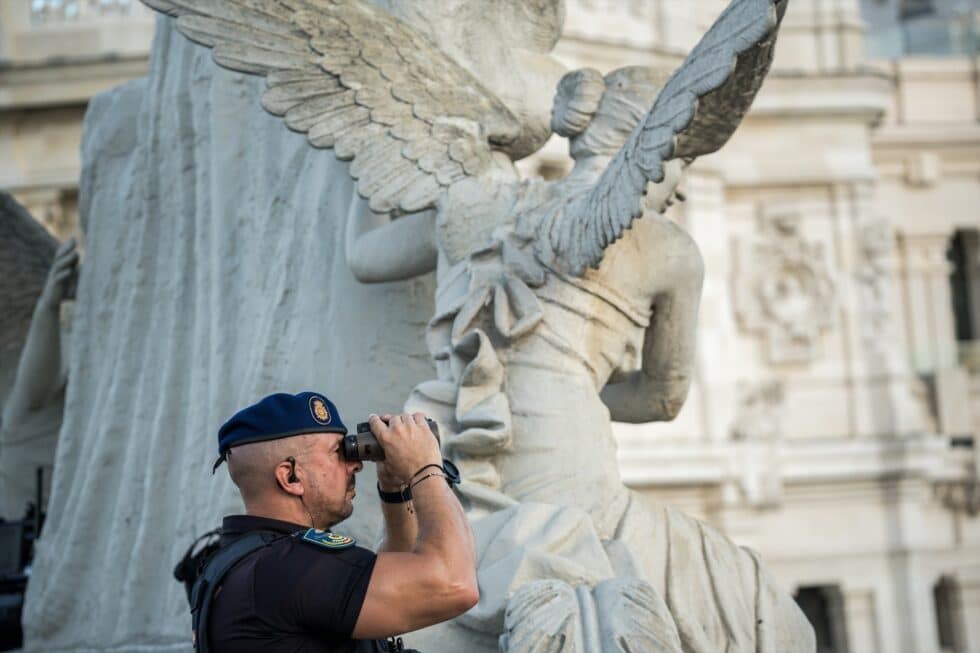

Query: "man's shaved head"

xmin=227 ymin=435 xmax=317 ymax=506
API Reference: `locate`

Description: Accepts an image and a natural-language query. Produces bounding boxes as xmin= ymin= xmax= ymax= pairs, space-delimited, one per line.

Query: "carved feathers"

xmin=501 ymin=581 xmax=583 ymax=652
xmin=140 ymin=0 xmax=520 ymax=215
xmin=500 ymin=578 xmax=684 ymax=653
xmin=546 ymin=0 xmax=788 ymax=276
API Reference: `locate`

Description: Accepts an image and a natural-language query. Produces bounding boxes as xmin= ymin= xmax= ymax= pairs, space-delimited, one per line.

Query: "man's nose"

xmin=348 ymin=459 xmax=363 ymax=473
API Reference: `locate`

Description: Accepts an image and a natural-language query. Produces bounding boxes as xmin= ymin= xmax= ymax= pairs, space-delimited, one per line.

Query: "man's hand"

xmin=369 ymin=413 xmax=441 ymax=486
xmin=38 ymin=238 xmax=79 ymax=311
xmin=375 ymin=461 xmax=402 ymax=491
xmin=355 ymin=412 xmax=478 ymax=639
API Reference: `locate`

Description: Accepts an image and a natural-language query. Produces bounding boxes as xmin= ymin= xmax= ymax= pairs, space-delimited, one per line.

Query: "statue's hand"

xmin=38 ymin=238 xmax=79 ymax=311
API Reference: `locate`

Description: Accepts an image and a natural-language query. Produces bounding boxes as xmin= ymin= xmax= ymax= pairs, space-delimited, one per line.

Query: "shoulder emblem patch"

xmin=310 ymin=396 xmax=331 ymax=425
xmin=300 ymin=528 xmax=355 ymax=550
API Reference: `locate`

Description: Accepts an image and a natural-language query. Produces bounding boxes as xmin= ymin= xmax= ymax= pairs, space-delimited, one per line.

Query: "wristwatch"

xmin=377 ymin=482 xmax=412 ymax=504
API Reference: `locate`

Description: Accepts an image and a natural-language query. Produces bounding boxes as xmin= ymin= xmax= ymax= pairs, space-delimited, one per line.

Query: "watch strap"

xmin=377 ymin=482 xmax=412 ymax=504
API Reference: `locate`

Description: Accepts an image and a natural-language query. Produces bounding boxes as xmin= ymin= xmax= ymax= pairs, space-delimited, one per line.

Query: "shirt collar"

xmin=220 ymin=514 xmax=307 ymax=545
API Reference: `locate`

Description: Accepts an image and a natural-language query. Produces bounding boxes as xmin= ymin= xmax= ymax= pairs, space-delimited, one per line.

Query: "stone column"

xmin=959 ymin=568 xmax=980 ymax=653
xmin=897 ymin=232 xmax=959 ymax=373
xmin=842 ymin=587 xmax=881 ymax=653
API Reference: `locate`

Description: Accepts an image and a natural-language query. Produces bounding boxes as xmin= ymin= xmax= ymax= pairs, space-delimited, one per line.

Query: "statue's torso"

xmin=428 ymin=176 xmax=679 ymax=535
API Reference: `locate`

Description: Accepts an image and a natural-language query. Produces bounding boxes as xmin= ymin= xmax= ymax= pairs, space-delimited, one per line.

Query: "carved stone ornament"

xmin=732 ymin=379 xmax=784 ymax=442
xmin=734 ymin=210 xmax=836 ymax=364
xmin=936 ymin=479 xmax=980 ymax=517
xmin=732 ymin=380 xmax=785 ymax=509
xmin=856 ymin=218 xmax=897 ymax=349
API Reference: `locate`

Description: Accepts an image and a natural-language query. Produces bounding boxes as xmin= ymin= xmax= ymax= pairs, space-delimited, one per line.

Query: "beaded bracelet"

xmin=409 ymin=463 xmax=445 ymax=482
xmin=410 ymin=472 xmax=447 ymax=492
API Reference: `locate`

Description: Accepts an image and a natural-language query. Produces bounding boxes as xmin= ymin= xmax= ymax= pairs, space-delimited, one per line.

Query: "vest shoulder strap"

xmin=190 ymin=530 xmax=280 ymax=653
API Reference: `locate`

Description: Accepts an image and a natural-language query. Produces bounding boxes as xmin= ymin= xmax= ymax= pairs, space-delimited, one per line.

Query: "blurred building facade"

xmin=0 ymin=1 xmax=978 ymax=652
xmin=0 ymin=0 xmax=153 ymax=242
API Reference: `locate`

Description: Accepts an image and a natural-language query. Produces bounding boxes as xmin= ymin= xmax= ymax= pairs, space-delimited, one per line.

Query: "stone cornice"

xmin=618 ymin=433 xmax=970 ymax=489
xmin=872 ymin=123 xmax=980 ymax=149
xmin=0 ymin=53 xmax=147 ymax=110
xmin=747 ymin=70 xmax=893 ymax=123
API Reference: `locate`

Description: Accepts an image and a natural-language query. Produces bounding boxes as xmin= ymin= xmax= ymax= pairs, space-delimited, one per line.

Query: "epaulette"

xmin=296 ymin=528 xmax=356 ymax=550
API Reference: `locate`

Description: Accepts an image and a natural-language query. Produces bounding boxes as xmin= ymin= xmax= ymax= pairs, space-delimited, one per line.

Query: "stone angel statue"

xmin=139 ymin=0 xmax=815 ymax=650
xmin=0 ymin=192 xmax=78 ymax=521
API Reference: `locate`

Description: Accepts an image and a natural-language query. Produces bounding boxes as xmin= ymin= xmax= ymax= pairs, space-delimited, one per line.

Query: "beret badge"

xmin=310 ymin=396 xmax=331 ymax=425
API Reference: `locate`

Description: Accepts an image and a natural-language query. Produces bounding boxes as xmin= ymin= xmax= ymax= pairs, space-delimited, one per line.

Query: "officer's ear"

xmin=275 ymin=457 xmax=303 ymax=496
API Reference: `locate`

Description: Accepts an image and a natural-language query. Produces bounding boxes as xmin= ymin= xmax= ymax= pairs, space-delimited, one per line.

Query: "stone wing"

xmin=140 ymin=0 xmax=521 ymax=215
xmin=546 ymin=0 xmax=789 ymax=276
xmin=0 ymin=192 xmax=57 ymax=357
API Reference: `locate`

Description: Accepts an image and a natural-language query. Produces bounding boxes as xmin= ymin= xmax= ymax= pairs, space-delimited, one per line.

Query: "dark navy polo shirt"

xmin=208 ymin=515 xmax=378 ymax=653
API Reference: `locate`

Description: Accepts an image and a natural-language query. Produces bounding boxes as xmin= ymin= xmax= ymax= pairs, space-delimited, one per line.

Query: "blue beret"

xmin=212 ymin=392 xmax=348 ymax=473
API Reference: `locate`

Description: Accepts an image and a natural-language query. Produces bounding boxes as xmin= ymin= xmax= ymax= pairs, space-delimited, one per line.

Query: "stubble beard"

xmin=310 ymin=478 xmax=356 ymax=529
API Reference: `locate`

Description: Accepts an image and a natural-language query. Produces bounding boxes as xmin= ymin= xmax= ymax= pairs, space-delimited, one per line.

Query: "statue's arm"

xmin=3 ymin=239 xmax=77 ymax=427
xmin=345 ymin=197 xmax=438 ymax=283
xmin=600 ymin=228 xmax=703 ymax=422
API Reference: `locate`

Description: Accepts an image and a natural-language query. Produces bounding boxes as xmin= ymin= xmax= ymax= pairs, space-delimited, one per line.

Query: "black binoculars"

xmin=343 ymin=418 xmax=440 ymax=462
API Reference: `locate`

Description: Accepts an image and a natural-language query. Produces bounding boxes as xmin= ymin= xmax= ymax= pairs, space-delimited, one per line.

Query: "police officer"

xmin=203 ymin=392 xmax=478 ymax=652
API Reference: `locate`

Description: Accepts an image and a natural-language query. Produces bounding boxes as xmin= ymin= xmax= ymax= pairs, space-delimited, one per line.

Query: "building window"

xmin=949 ymin=229 xmax=979 ymax=341
xmin=948 ymin=229 xmax=980 ymax=370
xmin=794 ymin=585 xmax=850 ymax=653
xmin=934 ymin=575 xmax=965 ymax=653
xmin=900 ymin=0 xmax=936 ymax=20
xmin=862 ymin=0 xmax=978 ymax=56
